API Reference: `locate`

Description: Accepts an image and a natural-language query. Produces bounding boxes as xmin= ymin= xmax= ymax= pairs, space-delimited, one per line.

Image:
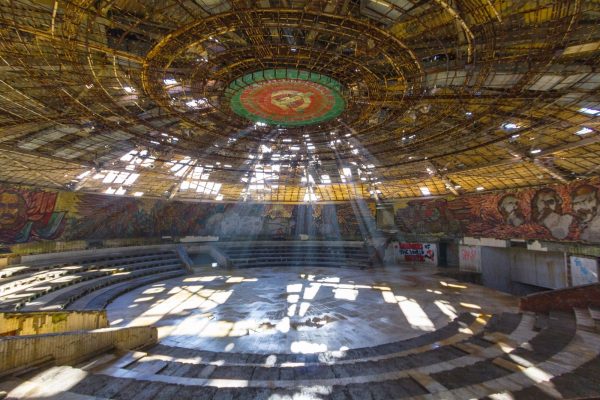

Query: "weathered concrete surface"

xmin=0 ymin=326 xmax=157 ymax=376
xmin=0 ymin=310 xmax=108 ymax=336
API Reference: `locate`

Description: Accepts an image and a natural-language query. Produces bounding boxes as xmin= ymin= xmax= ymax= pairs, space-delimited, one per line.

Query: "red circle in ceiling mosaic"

xmin=239 ymin=80 xmax=339 ymax=124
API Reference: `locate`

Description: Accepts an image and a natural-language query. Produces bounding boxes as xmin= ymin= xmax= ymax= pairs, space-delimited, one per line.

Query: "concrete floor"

xmin=107 ymin=265 xmax=518 ymax=354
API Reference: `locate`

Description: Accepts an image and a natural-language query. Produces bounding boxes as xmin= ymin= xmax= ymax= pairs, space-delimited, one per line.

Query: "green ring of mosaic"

xmin=226 ymin=69 xmax=346 ymax=127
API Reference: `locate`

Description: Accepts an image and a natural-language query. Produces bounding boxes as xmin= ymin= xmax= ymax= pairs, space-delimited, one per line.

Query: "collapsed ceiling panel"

xmin=0 ymin=0 xmax=598 ymax=203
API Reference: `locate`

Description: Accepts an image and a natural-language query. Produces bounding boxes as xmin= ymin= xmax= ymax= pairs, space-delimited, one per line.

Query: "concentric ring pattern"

xmin=227 ymin=69 xmax=346 ymax=127
xmin=0 ymin=1 xmax=598 ymax=202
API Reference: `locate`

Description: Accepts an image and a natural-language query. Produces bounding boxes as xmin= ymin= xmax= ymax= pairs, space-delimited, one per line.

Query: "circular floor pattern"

xmin=227 ymin=69 xmax=346 ymax=127
xmin=107 ymin=266 xmax=518 ymax=354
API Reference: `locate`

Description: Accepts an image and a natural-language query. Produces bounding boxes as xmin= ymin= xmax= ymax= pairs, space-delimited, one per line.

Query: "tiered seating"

xmin=73 ymin=272 xmax=183 ymax=310
xmin=219 ymin=242 xmax=371 ymax=269
xmin=506 ymin=355 xmax=600 ymax=399
xmin=0 ymin=251 xmax=185 ymax=311
xmin=6 ymin=308 xmax=599 ymax=400
xmin=2 ymin=262 xmax=600 ymax=399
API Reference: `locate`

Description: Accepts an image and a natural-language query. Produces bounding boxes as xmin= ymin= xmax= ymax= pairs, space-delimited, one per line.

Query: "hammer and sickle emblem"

xmin=271 ymin=90 xmax=313 ymax=112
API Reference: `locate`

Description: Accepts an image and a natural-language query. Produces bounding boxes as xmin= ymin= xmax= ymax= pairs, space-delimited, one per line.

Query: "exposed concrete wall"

xmin=446 ymin=242 xmax=460 ymax=267
xmin=0 ymin=311 xmax=108 ymax=336
xmin=0 ymin=326 xmax=157 ymax=376
xmin=459 ymin=245 xmax=568 ymax=295
xmin=209 ymin=246 xmax=231 ymax=268
xmin=175 ymin=244 xmax=194 ymax=273
xmin=480 ymin=247 xmax=512 ymax=293
xmin=462 ymin=237 xmax=509 ymax=248
xmin=0 ymin=254 xmax=19 ymax=268
xmin=510 ymin=249 xmax=567 ymax=289
xmin=187 ymin=244 xmax=228 ymax=268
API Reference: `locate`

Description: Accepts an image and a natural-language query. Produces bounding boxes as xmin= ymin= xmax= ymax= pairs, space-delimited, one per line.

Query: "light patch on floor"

xmin=396 ymin=295 xmax=435 ymax=331
xmin=106 ymin=266 xmax=518 ymax=353
xmin=291 ymin=341 xmax=328 ymax=354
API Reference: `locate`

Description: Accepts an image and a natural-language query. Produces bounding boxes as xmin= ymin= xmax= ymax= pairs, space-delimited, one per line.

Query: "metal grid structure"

xmin=0 ymin=0 xmax=599 ymax=203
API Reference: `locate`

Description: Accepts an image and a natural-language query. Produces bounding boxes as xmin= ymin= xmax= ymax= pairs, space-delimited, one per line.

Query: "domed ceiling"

xmin=0 ymin=0 xmax=598 ymax=202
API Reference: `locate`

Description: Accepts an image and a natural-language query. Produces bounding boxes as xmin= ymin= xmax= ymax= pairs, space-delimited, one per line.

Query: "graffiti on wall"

xmin=398 ymin=243 xmax=436 ymax=264
xmin=0 ymin=185 xmax=368 ymax=244
xmin=393 ymin=179 xmax=600 ymax=243
xmin=459 ymin=245 xmax=481 ymax=272
xmin=570 ymin=256 xmax=599 ymax=286
xmin=381 ymin=242 xmax=437 ymax=265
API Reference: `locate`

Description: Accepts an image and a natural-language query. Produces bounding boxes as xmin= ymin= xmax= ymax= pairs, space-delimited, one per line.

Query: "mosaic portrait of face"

xmin=532 ymin=189 xmax=562 ymax=222
xmin=571 ymin=185 xmax=599 ymax=224
xmin=0 ymin=191 xmax=26 ymax=229
xmin=498 ymin=195 xmax=517 ymax=215
xmin=498 ymin=195 xmax=524 ymax=227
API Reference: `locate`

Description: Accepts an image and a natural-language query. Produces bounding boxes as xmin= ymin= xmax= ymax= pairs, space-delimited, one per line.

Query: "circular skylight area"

xmin=227 ymin=69 xmax=346 ymax=127
xmin=0 ymin=1 xmax=597 ymax=202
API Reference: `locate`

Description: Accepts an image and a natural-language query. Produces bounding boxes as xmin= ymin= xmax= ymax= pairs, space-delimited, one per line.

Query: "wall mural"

xmin=4 ymin=179 xmax=600 ymax=246
xmin=393 ymin=179 xmax=600 ymax=244
xmin=0 ymin=185 xmax=366 ymax=245
xmin=0 ymin=189 xmax=65 ymax=243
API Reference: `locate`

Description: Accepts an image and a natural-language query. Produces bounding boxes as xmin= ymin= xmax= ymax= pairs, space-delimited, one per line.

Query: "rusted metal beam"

xmin=0 ymin=18 xmax=144 ymax=64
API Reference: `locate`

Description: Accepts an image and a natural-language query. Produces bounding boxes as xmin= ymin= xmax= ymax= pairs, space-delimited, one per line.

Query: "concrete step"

xmin=86 ymin=317 xmax=541 ymax=392
xmin=589 ymin=306 xmax=600 ymax=330
xmin=2 ymin=366 xmax=98 ymax=400
xmin=574 ymin=307 xmax=596 ymax=332
xmin=74 ymin=270 xmax=186 ymax=310
xmin=125 ymin=345 xmax=469 ymax=381
xmin=44 ymin=265 xmax=184 ymax=309
xmin=231 ymin=262 xmax=370 ymax=269
xmin=0 ymin=258 xmax=184 ymax=311
xmin=424 ymin=313 xmax=576 ymax=391
xmin=145 ymin=313 xmax=482 ymax=366
xmin=100 ymin=313 xmax=537 ymax=388
xmin=533 ymin=313 xmax=549 ymax=331
xmin=480 ymin=329 xmax=600 ymax=399
xmin=0 ymin=252 xmax=177 ymax=282
xmin=4 ymin=310 xmax=599 ymax=400
xmin=117 ymin=313 xmax=534 ymax=384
